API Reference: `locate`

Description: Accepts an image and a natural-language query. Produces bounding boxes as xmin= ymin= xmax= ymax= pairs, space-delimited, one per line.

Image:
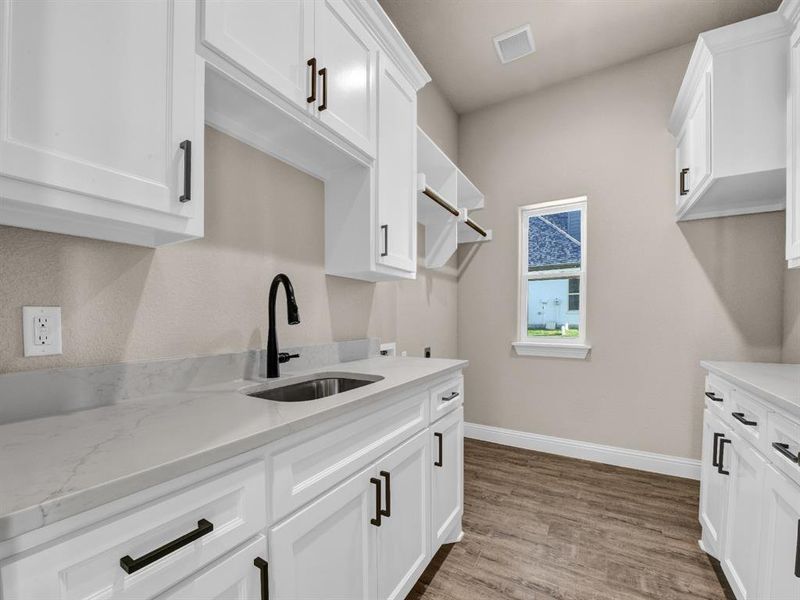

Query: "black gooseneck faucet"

xmin=266 ymin=273 xmax=300 ymax=378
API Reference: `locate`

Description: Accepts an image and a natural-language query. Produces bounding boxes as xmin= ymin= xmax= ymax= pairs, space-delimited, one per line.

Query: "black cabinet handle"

xmin=442 ymin=391 xmax=460 ymax=402
xmin=179 ymin=140 xmax=191 ymax=203
xmin=370 ymin=477 xmax=382 ymax=526
xmin=679 ymin=167 xmax=689 ymax=196
xmin=254 ymin=557 xmax=269 ymax=600
xmin=717 ymin=438 xmax=731 ymax=475
xmin=712 ymin=432 xmax=725 ymax=467
xmin=120 ymin=518 xmax=213 ymax=574
xmin=795 ymin=520 xmax=800 ymax=578
xmin=705 ymin=391 xmax=723 ymax=402
xmin=732 ymin=412 xmax=757 ymax=427
xmin=773 ymin=442 xmax=800 ymax=464
xmin=307 ymin=57 xmax=317 ymax=103
xmin=318 ymin=67 xmax=327 ymax=111
xmin=434 ymin=432 xmax=443 ymax=467
xmin=380 ymin=224 xmax=388 ymax=257
xmin=379 ymin=470 xmax=391 ymax=518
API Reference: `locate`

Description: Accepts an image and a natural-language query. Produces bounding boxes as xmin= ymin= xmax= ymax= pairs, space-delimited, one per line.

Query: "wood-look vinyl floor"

xmin=408 ymin=439 xmax=734 ymax=600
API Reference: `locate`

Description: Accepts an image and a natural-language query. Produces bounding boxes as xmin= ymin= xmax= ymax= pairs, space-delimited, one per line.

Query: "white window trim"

xmin=513 ymin=196 xmax=590 ymax=360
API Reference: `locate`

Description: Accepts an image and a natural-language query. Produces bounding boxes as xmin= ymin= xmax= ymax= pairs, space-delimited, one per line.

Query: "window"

xmin=514 ymin=197 xmax=589 ymax=359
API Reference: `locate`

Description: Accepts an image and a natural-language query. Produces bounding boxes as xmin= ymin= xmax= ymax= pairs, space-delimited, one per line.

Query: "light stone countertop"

xmin=701 ymin=361 xmax=800 ymax=417
xmin=0 ymin=356 xmax=466 ymax=543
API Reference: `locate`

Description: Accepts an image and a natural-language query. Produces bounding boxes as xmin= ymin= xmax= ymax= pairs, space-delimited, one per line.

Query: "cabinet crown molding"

xmin=779 ymin=0 xmax=800 ymax=28
xmin=345 ymin=0 xmax=431 ymax=91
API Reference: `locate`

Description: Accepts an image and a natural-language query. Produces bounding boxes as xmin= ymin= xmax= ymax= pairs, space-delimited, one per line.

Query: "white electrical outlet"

xmin=23 ymin=306 xmax=62 ymax=357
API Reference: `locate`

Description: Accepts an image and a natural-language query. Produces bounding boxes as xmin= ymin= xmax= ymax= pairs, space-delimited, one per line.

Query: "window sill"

xmin=512 ymin=342 xmax=591 ymax=359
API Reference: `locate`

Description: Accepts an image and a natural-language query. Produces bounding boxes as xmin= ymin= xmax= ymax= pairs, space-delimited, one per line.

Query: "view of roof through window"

xmin=528 ymin=210 xmax=581 ymax=271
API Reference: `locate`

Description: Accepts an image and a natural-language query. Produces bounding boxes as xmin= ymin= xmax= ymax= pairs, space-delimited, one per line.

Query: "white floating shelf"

xmin=416 ymin=127 xmax=491 ymax=268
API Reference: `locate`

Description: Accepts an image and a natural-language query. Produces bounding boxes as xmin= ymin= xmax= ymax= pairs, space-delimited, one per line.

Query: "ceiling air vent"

xmin=493 ymin=24 xmax=535 ymax=64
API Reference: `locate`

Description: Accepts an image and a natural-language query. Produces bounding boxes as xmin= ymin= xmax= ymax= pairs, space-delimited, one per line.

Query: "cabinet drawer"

xmin=269 ymin=390 xmax=428 ymax=522
xmin=430 ymin=375 xmax=463 ymax=423
xmin=0 ymin=461 xmax=266 ymax=600
xmin=767 ymin=410 xmax=800 ymax=487
xmin=705 ymin=374 xmax=732 ymax=418
xmin=727 ymin=388 xmax=769 ymax=451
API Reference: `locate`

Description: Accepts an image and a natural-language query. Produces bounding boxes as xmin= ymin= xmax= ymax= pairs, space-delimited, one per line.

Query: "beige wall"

xmin=457 ymin=44 xmax=787 ymax=460
xmin=784 ymin=269 xmax=800 ymax=362
xmin=0 ymin=83 xmax=460 ymax=373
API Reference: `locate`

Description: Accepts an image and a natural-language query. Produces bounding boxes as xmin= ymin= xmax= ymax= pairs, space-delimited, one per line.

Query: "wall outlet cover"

xmin=22 ymin=306 xmax=62 ymax=357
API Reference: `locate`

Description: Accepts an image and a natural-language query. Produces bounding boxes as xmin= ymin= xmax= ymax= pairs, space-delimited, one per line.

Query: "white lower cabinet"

xmin=699 ymin=369 xmax=800 ymax=600
xmin=159 ymin=535 xmax=267 ymax=600
xmin=759 ymin=465 xmax=800 ymax=600
xmin=269 ymin=465 xmax=378 ymax=600
xmin=431 ymin=407 xmax=464 ymax=549
xmin=0 ymin=371 xmax=465 ymax=600
xmin=699 ymin=409 xmax=731 ymax=558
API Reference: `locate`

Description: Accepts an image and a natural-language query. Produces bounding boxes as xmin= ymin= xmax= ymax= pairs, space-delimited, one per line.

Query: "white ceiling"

xmin=379 ymin=0 xmax=781 ymax=114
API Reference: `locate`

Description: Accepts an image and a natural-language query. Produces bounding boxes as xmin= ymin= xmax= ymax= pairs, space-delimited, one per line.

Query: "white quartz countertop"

xmin=0 ymin=356 xmax=466 ymax=542
xmin=701 ymin=361 xmax=800 ymax=416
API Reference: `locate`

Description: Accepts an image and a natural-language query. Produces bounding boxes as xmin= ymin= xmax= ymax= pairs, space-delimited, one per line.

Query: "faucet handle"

xmin=278 ymin=352 xmax=300 ymax=364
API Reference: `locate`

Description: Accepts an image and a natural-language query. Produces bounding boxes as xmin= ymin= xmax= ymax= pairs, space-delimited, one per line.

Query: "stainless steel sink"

xmin=243 ymin=372 xmax=383 ymax=402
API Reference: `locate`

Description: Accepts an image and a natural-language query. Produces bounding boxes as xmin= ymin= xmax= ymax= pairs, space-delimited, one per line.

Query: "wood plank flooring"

xmin=408 ymin=439 xmax=734 ymax=600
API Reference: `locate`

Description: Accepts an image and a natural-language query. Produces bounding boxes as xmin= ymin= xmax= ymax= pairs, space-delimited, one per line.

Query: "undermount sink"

xmin=243 ymin=372 xmax=384 ymax=402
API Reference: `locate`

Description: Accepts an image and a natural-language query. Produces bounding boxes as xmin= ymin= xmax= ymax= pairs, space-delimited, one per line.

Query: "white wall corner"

xmin=464 ymin=422 xmax=701 ymax=480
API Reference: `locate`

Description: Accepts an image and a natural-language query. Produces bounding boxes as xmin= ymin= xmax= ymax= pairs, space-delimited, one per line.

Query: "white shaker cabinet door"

xmin=376 ymin=431 xmax=430 ymax=600
xmin=269 ymin=466 xmax=377 ymax=600
xmin=375 ymin=54 xmax=417 ymax=274
xmin=721 ymin=431 xmax=767 ymax=600
xmin=0 ymin=0 xmax=198 ymax=218
xmin=788 ymin=26 xmax=800 ymax=268
xmin=430 ymin=407 xmax=464 ymax=550
xmin=202 ymin=0 xmax=314 ymax=110
xmin=698 ymin=409 xmax=731 ymax=559
xmin=314 ymin=0 xmax=377 ymax=157
xmin=759 ymin=465 xmax=800 ymax=600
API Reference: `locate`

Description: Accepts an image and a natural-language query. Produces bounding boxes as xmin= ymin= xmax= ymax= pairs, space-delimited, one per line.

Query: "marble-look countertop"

xmin=0 ymin=356 xmax=466 ymax=542
xmin=701 ymin=361 xmax=800 ymax=417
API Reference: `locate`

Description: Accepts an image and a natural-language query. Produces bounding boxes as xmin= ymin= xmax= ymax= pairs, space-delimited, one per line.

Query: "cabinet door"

xmin=431 ymin=407 xmax=464 ymax=550
xmin=158 ymin=536 xmax=267 ymax=600
xmin=0 ymin=0 xmax=197 ymax=217
xmin=376 ymin=431 xmax=430 ymax=600
xmin=375 ymin=54 xmax=417 ymax=273
xmin=759 ymin=465 xmax=800 ymax=600
xmin=687 ymin=73 xmax=712 ymax=201
xmin=699 ymin=409 xmax=731 ymax=559
xmin=314 ymin=0 xmax=377 ymax=157
xmin=722 ymin=432 xmax=767 ymax=600
xmin=269 ymin=466 xmax=377 ymax=600
xmin=788 ymin=26 xmax=800 ymax=268
xmin=202 ymin=0 xmax=314 ymax=110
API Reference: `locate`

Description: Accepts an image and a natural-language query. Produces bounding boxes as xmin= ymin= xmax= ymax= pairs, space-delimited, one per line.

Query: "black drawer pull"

xmin=773 ymin=442 xmax=800 ymax=464
xmin=120 ymin=518 xmax=213 ymax=574
xmin=434 ymin=432 xmax=443 ymax=467
xmin=370 ymin=477 xmax=382 ymax=527
xmin=307 ymin=57 xmax=317 ymax=103
xmin=318 ymin=67 xmax=327 ymax=111
xmin=717 ymin=438 xmax=731 ymax=475
xmin=442 ymin=391 xmax=460 ymax=402
xmin=254 ymin=557 xmax=269 ymax=600
xmin=712 ymin=432 xmax=725 ymax=467
xmin=379 ymin=470 xmax=391 ymax=518
xmin=179 ymin=139 xmax=191 ymax=203
xmin=732 ymin=412 xmax=757 ymax=427
xmin=679 ymin=167 xmax=689 ymax=195
xmin=795 ymin=520 xmax=800 ymax=578
xmin=705 ymin=391 xmax=723 ymax=402
xmin=380 ymin=224 xmax=388 ymax=257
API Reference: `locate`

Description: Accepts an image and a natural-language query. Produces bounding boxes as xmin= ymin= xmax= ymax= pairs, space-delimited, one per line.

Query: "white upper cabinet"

xmin=376 ymin=55 xmax=417 ymax=273
xmin=0 ymin=0 xmax=204 ymax=247
xmin=314 ymin=0 xmax=378 ymax=157
xmin=783 ymin=0 xmax=800 ymax=268
xmin=669 ymin=12 xmax=791 ymax=222
xmin=202 ymin=0 xmax=314 ymax=110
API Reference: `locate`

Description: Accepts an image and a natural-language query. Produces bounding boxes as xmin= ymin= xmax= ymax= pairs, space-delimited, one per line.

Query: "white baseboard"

xmin=464 ymin=422 xmax=701 ymax=480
